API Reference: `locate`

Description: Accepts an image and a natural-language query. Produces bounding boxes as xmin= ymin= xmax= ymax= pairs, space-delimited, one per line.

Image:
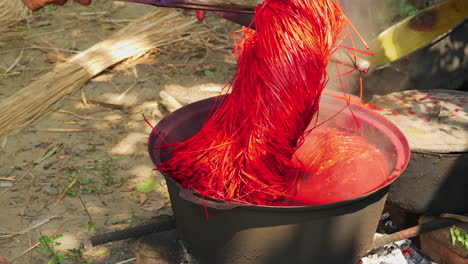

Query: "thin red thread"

xmin=160 ymin=0 xmax=349 ymax=205
xmin=142 ymin=113 xmax=168 ymax=145
xmin=340 ymin=45 xmax=375 ymax=56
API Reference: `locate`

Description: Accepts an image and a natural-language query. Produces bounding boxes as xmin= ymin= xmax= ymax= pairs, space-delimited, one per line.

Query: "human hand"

xmin=0 ymin=256 xmax=11 ymax=264
xmin=22 ymin=0 xmax=91 ymax=11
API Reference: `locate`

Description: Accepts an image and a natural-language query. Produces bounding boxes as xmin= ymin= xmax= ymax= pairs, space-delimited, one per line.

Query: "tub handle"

xmin=178 ymin=188 xmax=242 ymax=210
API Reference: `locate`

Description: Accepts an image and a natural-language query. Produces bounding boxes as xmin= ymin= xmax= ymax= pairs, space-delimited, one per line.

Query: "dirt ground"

xmin=1 ymin=0 xmax=463 ymax=263
xmin=0 ymin=2 xmax=238 ymax=263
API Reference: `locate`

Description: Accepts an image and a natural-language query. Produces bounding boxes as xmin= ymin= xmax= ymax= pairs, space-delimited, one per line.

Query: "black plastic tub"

xmin=148 ymin=94 xmax=410 ymax=264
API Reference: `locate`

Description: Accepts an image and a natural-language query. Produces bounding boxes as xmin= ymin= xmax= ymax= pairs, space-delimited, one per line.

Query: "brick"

xmin=419 ymin=216 xmax=468 ymax=264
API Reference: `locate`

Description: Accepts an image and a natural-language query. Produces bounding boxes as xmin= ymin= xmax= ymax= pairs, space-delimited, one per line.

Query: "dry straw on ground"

xmin=0 ymin=9 xmax=210 ymax=139
xmin=0 ymin=0 xmax=29 ymax=34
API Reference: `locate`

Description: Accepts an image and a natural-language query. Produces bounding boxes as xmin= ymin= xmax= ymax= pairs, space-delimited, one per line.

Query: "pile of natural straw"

xmin=0 ymin=0 xmax=29 ymax=34
xmin=0 ymin=9 xmax=203 ymax=139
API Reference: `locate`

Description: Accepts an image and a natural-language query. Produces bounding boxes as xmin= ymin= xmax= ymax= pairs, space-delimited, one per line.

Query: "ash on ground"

xmin=359 ymin=212 xmax=436 ymax=264
xmin=360 ymin=235 xmax=436 ymax=264
xmin=377 ymin=212 xmax=402 ymax=234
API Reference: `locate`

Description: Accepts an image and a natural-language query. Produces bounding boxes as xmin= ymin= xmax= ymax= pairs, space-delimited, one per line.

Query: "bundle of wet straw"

xmin=160 ymin=0 xmax=367 ymax=205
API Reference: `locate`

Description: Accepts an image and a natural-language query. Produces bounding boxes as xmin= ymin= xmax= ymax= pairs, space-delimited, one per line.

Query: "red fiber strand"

xmin=157 ymin=0 xmax=386 ymax=206
xmin=360 ymin=73 xmax=364 ymax=101
xmin=143 ymin=114 xmax=169 ymax=145
xmin=160 ymin=0 xmax=348 ymax=205
xmin=339 ymin=45 xmax=375 ymax=56
xmin=342 ymin=14 xmax=370 ymax=50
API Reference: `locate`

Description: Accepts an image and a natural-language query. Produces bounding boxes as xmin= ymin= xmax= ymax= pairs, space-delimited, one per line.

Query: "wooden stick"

xmin=4 ymin=50 xmax=24 ymax=74
xmin=371 ymin=217 xmax=460 ymax=250
xmin=54 ymin=174 xmax=79 ymax=203
xmin=0 ymin=216 xmax=59 ymax=239
xmin=78 ymin=195 xmax=97 ymax=233
xmin=67 ymin=97 xmax=127 ymax=110
xmin=0 ymin=177 xmax=15 ymax=181
xmin=115 ymin=258 xmax=137 ymax=264
xmin=0 ymin=137 xmax=7 ymax=151
xmin=441 ymin=213 xmax=468 ymax=222
xmin=27 ymin=234 xmax=32 ymax=264
xmin=57 ymin=110 xmax=122 ymax=121
xmin=90 ymin=215 xmax=175 ymax=246
xmin=39 ymin=128 xmax=99 ymax=132
xmin=0 ymin=166 xmax=34 ymax=197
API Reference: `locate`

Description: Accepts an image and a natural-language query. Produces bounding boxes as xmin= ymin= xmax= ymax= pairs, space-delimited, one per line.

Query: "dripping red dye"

xmin=159 ymin=0 xmax=389 ymax=206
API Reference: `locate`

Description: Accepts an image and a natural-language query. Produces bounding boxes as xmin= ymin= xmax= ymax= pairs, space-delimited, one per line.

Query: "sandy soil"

xmin=0 ymin=2 xmax=238 ymax=263
xmin=0 ymin=1 xmax=455 ymax=263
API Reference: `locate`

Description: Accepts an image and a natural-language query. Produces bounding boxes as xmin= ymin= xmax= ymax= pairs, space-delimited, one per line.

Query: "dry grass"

xmin=0 ymin=0 xmax=29 ymax=34
xmin=0 ymin=9 xmax=214 ymax=139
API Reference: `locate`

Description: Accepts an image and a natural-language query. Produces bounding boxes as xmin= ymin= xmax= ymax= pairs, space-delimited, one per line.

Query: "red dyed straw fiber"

xmin=161 ymin=0 xmax=349 ymax=205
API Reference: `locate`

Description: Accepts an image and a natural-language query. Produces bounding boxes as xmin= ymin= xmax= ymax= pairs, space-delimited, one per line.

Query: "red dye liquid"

xmin=287 ymin=126 xmax=389 ymax=205
xmin=160 ymin=0 xmax=381 ymax=206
